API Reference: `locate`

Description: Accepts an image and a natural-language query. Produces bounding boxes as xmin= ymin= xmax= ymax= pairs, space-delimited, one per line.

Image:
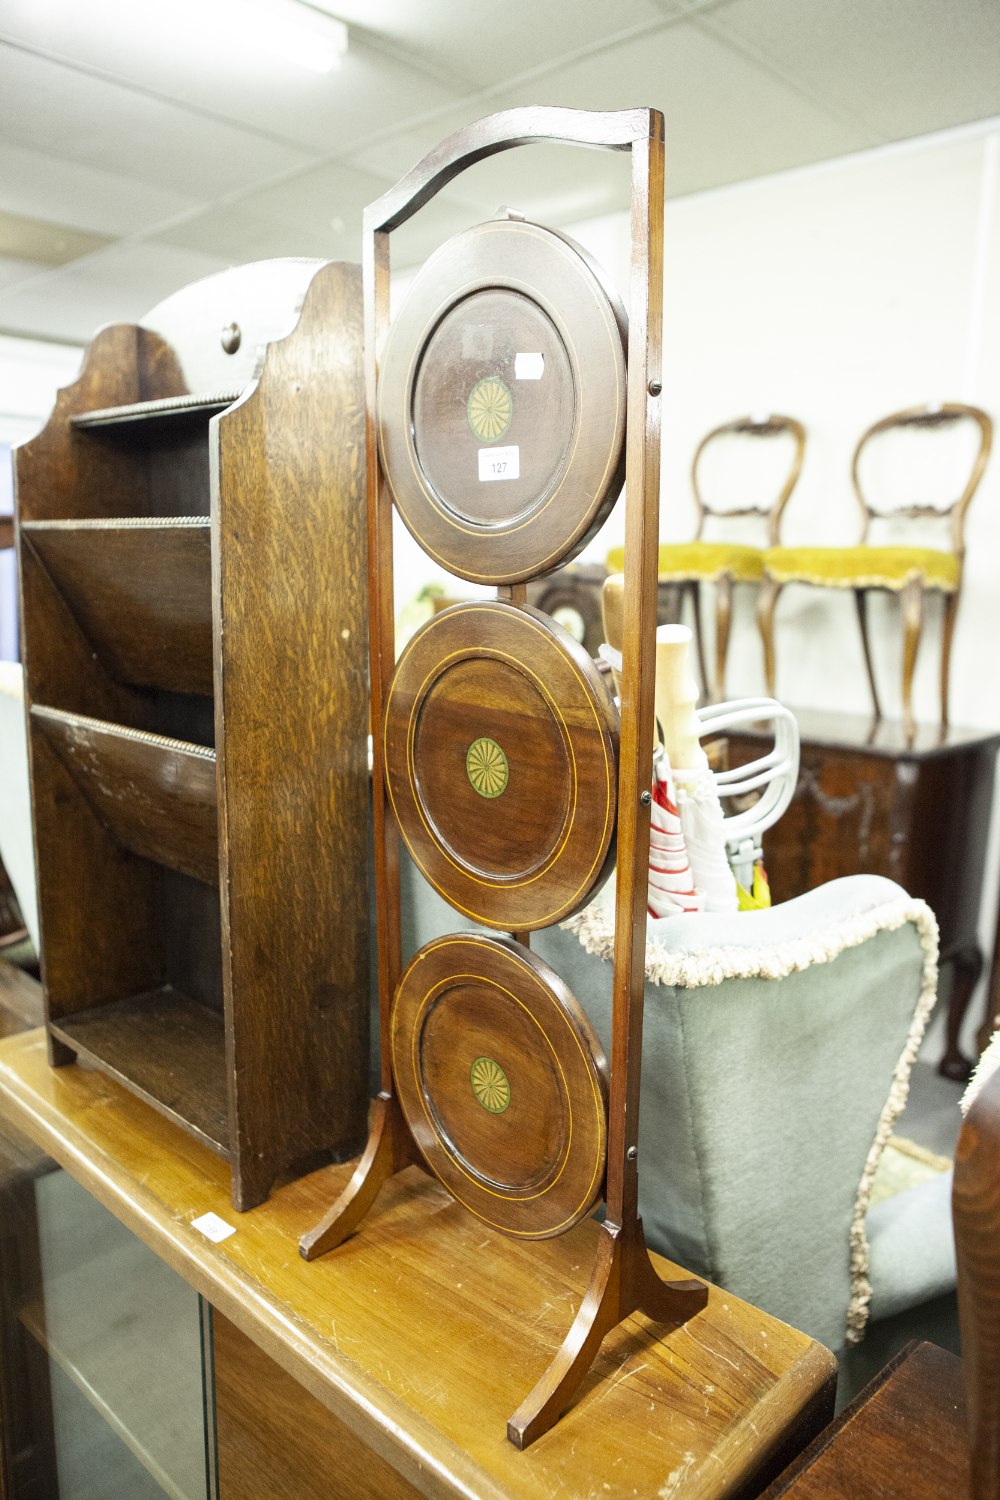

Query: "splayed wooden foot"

xmin=507 ymin=1217 xmax=707 ymax=1449
xmin=300 ymin=1092 xmax=417 ymax=1260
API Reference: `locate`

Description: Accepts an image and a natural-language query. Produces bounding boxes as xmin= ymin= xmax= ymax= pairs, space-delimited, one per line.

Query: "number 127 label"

xmin=478 ymin=445 xmax=520 ymax=482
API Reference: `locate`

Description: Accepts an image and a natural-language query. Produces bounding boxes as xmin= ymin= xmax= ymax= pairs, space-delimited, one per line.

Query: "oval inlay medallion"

xmin=470 ymin=1055 xmax=510 ymax=1113
xmin=466 ymin=376 xmax=512 ymax=442
xmin=466 ymin=736 xmax=509 ymax=798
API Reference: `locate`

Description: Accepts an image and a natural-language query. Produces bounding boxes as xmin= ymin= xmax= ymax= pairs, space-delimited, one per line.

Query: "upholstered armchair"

xmin=400 ymin=854 xmax=948 ymax=1377
xmin=758 ymin=402 xmax=992 ymax=731
xmin=607 ymin=414 xmax=805 ymax=700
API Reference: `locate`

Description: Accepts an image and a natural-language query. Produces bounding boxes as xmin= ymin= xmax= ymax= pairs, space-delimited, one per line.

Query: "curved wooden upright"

xmin=300 ymin=106 xmax=706 ymax=1448
xmin=954 ymin=1062 xmax=1000 ymax=1499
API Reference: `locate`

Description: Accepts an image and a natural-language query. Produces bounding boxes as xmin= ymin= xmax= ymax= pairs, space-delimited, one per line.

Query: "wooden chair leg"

xmin=900 ymin=578 xmax=925 ymax=737
xmin=689 ymin=581 xmax=710 ymax=701
xmin=656 ymin=580 xmax=683 ymax=627
xmin=756 ymin=576 xmax=782 ymax=698
xmin=939 ymin=941 xmax=983 ymax=1083
xmin=940 ymin=588 xmax=959 ymax=729
xmin=713 ymin=574 xmax=733 ymax=703
xmin=854 ymin=588 xmax=883 ymax=721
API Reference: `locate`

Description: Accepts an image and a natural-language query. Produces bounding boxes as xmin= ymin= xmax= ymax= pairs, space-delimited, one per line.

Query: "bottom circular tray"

xmin=391 ymin=933 xmax=608 ymax=1239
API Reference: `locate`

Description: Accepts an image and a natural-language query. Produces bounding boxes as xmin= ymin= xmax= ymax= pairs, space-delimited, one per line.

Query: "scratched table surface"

xmin=0 ymin=1026 xmax=836 ymax=1500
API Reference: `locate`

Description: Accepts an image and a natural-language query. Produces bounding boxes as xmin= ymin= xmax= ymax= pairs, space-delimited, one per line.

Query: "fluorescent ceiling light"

xmin=200 ymin=0 xmax=348 ymax=74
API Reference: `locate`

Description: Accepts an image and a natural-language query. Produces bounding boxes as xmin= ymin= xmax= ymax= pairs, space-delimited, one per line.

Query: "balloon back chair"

xmin=758 ymin=402 xmax=993 ymax=732
xmin=607 ymin=413 xmax=805 ymax=700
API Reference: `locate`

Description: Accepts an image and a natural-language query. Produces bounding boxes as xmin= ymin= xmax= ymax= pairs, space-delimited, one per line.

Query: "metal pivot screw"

xmin=648 ymin=379 xmax=662 ymax=396
xmin=221 ymin=322 xmax=242 ymax=354
xmin=640 ymin=789 xmax=652 ymax=806
xmin=627 ymin=1146 xmax=638 ymax=1162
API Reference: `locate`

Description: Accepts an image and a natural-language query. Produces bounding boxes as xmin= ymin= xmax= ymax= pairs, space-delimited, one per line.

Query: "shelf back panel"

xmin=14 ymin=324 xmax=193 ymax=522
xmin=23 ymin=523 xmax=213 ymax=696
xmin=31 ymin=707 xmax=218 ymax=887
xmin=49 ymin=987 xmax=229 ymax=1155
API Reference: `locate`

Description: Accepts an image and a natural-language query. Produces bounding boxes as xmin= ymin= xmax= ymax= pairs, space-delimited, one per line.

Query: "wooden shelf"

xmin=72 ymin=391 xmax=240 ymax=430
xmin=49 ymin=988 xmax=228 ymax=1155
xmin=32 ymin=706 xmax=218 ymax=885
xmin=16 ymin=262 xmax=371 ymax=1210
xmin=22 ymin=519 xmax=213 ymax=696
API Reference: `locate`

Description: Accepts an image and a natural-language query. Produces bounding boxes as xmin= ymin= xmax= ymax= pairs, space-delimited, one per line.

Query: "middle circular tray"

xmin=384 ymin=601 xmax=619 ymax=931
xmin=391 ymin=933 xmax=609 ymax=1239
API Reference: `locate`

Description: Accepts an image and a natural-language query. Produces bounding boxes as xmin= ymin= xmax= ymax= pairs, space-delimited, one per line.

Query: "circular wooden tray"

xmin=384 ymin=601 xmax=619 ymax=930
xmin=377 ymin=218 xmax=628 ymax=585
xmin=391 ymin=933 xmax=608 ymax=1239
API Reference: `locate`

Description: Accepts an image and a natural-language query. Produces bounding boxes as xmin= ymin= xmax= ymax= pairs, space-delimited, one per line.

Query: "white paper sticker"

xmin=192 ymin=1211 xmax=237 ymax=1243
xmin=514 ymin=352 xmax=544 ymax=380
xmin=478 ymin=445 xmax=520 ymax=482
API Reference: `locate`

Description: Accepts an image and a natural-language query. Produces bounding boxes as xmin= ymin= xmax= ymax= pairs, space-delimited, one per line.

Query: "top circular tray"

xmin=377 ymin=218 xmax=628 ymax=585
xmin=383 ymin=601 xmax=619 ymax=931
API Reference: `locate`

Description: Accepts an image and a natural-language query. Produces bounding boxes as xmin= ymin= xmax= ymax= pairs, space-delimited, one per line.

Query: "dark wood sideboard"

xmin=727 ymin=709 xmax=1000 ymax=1081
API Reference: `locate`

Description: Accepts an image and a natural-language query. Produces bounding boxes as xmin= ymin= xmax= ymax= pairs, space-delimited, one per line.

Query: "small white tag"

xmin=192 ymin=1211 xmax=236 ymax=1243
xmin=514 ymin=352 xmax=544 ymax=380
xmin=478 ymin=445 xmax=520 ymax=482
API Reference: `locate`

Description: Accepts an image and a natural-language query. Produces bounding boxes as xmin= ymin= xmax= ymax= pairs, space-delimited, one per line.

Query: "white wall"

xmin=0 ymin=334 xmax=84 ymax=660
xmin=0 ymin=334 xmax=84 ymax=448
xmin=574 ymin=119 xmax=1000 ymax=737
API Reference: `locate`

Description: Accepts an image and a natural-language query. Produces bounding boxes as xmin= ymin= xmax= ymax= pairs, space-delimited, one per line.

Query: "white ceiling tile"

xmin=0 ymin=5 xmax=464 ymax=152
xmin=707 ymin=0 xmax=1000 ymax=141
xmin=0 ymin=254 xmax=47 ymax=294
xmin=505 ymin=23 xmax=874 ymax=194
xmin=0 ymin=143 xmax=204 ymax=237
xmin=311 ymin=0 xmax=669 ymax=89
xmin=0 ymin=242 xmax=230 ymax=342
xmin=156 ymin=160 xmax=395 ymax=262
xmin=0 ymin=44 xmax=315 ymax=196
xmin=355 ymin=24 xmax=872 ymax=207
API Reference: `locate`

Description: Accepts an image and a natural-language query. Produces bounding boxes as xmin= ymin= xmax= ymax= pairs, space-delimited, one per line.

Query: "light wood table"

xmin=0 ymin=1026 xmax=837 ymax=1499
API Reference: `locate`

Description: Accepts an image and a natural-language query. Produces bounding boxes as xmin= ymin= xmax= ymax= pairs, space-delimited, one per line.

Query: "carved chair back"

xmin=852 ymin=402 xmax=993 ymax=556
xmin=691 ymin=413 xmax=805 ymax=547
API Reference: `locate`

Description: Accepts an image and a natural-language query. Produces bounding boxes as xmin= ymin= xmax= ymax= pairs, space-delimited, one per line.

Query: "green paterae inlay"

xmin=470 ymin=1056 xmax=510 ymax=1113
xmin=466 ymin=737 xmax=508 ymax=798
xmin=466 ymin=377 xmax=512 ymax=442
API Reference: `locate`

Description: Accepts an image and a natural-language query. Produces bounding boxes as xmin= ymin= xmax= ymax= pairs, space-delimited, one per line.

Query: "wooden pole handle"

xmin=654 ymin=625 xmax=704 ymax=771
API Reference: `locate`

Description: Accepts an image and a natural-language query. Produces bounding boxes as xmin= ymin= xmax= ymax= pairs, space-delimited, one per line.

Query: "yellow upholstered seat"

xmin=758 ymin=402 xmax=992 ymax=730
xmin=764 ymin=545 xmax=960 ymax=593
xmin=607 ymin=541 xmax=765 ymax=584
xmin=606 ymin=414 xmax=807 ymax=700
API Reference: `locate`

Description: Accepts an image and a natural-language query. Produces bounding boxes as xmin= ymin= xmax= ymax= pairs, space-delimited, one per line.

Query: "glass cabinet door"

xmin=0 ymin=1121 xmax=216 ymax=1500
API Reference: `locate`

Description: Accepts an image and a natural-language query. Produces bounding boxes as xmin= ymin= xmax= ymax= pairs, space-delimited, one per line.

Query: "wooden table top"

xmin=0 ymin=1026 xmax=836 ymax=1500
xmin=760 ymin=1341 xmax=968 ymax=1498
xmin=725 ymin=706 xmax=1000 ymax=760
